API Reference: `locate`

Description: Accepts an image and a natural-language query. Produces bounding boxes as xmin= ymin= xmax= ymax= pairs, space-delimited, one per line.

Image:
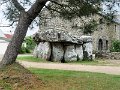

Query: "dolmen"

xmin=33 ymin=30 xmax=93 ymax=62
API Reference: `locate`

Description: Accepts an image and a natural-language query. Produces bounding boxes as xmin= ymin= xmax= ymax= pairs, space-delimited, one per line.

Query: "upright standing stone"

xmin=64 ymin=45 xmax=77 ymax=62
xmin=76 ymin=45 xmax=83 ymax=60
xmin=33 ymin=45 xmax=38 ymax=57
xmin=51 ymin=43 xmax=64 ymax=62
xmin=83 ymin=42 xmax=93 ymax=60
xmin=37 ymin=42 xmax=51 ymax=60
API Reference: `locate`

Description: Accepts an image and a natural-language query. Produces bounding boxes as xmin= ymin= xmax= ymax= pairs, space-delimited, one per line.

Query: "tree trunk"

xmin=0 ymin=12 xmax=33 ymax=65
xmin=0 ymin=0 xmax=48 ymax=66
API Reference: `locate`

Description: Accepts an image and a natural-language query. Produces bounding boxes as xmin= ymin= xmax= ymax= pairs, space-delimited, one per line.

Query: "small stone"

xmin=0 ymin=87 xmax=4 ymax=90
xmin=13 ymin=83 xmax=19 ymax=89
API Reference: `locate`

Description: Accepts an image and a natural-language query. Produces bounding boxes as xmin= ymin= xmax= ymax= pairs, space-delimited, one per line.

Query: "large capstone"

xmin=37 ymin=42 xmax=51 ymax=60
xmin=33 ymin=30 xmax=82 ymax=44
xmin=51 ymin=43 xmax=64 ymax=62
xmin=64 ymin=45 xmax=77 ymax=62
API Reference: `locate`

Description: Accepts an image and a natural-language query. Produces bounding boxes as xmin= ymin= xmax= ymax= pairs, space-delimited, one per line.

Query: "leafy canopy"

xmin=0 ymin=0 xmax=119 ymax=33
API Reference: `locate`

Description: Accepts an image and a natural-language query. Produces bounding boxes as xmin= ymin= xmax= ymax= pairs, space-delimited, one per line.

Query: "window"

xmin=115 ymin=25 xmax=117 ymax=32
xmin=98 ymin=39 xmax=103 ymax=51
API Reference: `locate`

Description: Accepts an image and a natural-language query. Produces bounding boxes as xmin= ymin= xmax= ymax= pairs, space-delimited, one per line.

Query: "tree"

xmin=0 ymin=0 xmax=48 ymax=66
xmin=0 ymin=0 xmax=118 ymax=66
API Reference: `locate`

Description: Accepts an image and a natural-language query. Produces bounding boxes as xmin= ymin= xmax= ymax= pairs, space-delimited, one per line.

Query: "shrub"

xmin=19 ymin=36 xmax=36 ymax=54
xmin=25 ymin=36 xmax=36 ymax=50
xmin=110 ymin=40 xmax=120 ymax=52
xmin=19 ymin=47 xmax=27 ymax=54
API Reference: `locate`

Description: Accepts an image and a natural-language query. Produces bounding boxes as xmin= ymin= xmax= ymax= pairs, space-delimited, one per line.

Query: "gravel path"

xmin=18 ymin=61 xmax=120 ymax=75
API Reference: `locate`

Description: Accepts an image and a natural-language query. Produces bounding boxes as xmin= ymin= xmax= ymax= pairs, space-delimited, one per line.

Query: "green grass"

xmin=17 ymin=56 xmax=47 ymax=62
xmin=17 ymin=56 xmax=120 ymax=66
xmin=1 ymin=63 xmax=120 ymax=90
xmin=17 ymin=56 xmax=102 ymax=65
xmin=30 ymin=68 xmax=120 ymax=90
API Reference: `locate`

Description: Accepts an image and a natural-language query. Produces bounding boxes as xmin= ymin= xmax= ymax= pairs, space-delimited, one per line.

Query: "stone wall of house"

xmin=97 ymin=52 xmax=120 ymax=60
xmin=92 ymin=23 xmax=120 ymax=53
xmin=108 ymin=52 xmax=120 ymax=60
xmin=33 ymin=30 xmax=93 ymax=62
xmin=40 ymin=7 xmax=120 ymax=53
xmin=40 ymin=8 xmax=83 ymax=36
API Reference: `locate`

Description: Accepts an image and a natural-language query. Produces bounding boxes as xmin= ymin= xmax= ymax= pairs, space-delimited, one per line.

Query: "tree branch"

xmin=0 ymin=21 xmax=15 ymax=27
xmin=45 ymin=5 xmax=61 ymax=13
xmin=50 ymin=0 xmax=64 ymax=7
xmin=0 ymin=0 xmax=8 ymax=5
xmin=27 ymin=0 xmax=49 ymax=19
xmin=11 ymin=0 xmax=25 ymax=11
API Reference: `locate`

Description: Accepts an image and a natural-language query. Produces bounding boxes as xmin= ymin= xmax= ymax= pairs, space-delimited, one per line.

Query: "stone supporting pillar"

xmin=80 ymin=35 xmax=93 ymax=60
xmin=64 ymin=45 xmax=77 ymax=62
xmin=51 ymin=43 xmax=64 ymax=62
xmin=33 ymin=45 xmax=38 ymax=57
xmin=83 ymin=42 xmax=93 ymax=60
xmin=36 ymin=42 xmax=51 ymax=60
xmin=76 ymin=45 xmax=83 ymax=60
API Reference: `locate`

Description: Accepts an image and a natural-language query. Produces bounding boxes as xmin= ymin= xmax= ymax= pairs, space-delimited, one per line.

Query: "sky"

xmin=0 ymin=0 xmax=38 ymax=36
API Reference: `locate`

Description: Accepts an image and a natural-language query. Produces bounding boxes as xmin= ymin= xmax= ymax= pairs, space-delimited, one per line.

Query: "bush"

xmin=111 ymin=40 xmax=120 ymax=52
xmin=19 ymin=36 xmax=36 ymax=54
xmin=25 ymin=36 xmax=36 ymax=50
xmin=19 ymin=47 xmax=27 ymax=54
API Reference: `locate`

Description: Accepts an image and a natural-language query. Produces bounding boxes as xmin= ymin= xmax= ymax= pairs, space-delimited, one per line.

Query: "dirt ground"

xmin=1 ymin=54 xmax=120 ymax=75
xmin=18 ymin=60 xmax=120 ymax=75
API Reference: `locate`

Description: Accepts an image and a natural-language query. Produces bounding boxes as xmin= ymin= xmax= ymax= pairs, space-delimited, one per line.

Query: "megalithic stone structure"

xmin=33 ymin=30 xmax=93 ymax=62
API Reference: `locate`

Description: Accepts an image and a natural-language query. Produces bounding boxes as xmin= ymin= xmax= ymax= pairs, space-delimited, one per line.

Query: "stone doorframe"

xmin=97 ymin=36 xmax=109 ymax=52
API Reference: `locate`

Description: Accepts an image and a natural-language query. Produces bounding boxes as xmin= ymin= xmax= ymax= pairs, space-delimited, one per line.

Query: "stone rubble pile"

xmin=33 ymin=30 xmax=93 ymax=62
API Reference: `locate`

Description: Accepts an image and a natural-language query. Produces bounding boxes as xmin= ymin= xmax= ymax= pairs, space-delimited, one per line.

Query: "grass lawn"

xmin=0 ymin=63 xmax=44 ymax=90
xmin=0 ymin=63 xmax=120 ymax=90
xmin=17 ymin=56 xmax=48 ymax=62
xmin=30 ymin=68 xmax=120 ymax=90
xmin=17 ymin=56 xmax=120 ymax=66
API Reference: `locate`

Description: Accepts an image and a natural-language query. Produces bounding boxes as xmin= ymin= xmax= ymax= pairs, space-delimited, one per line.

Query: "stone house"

xmin=39 ymin=7 xmax=120 ymax=54
xmin=92 ymin=16 xmax=120 ymax=53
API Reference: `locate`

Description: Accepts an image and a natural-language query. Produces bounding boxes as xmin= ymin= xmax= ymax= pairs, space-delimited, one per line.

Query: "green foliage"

xmin=49 ymin=0 xmax=102 ymax=20
xmin=47 ymin=0 xmax=116 ymax=34
xmin=19 ymin=36 xmax=36 ymax=54
xmin=24 ymin=36 xmax=36 ymax=50
xmin=111 ymin=40 xmax=120 ymax=52
xmin=18 ymin=46 xmax=31 ymax=54
xmin=82 ymin=20 xmax=98 ymax=34
xmin=1 ymin=0 xmax=117 ymax=33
